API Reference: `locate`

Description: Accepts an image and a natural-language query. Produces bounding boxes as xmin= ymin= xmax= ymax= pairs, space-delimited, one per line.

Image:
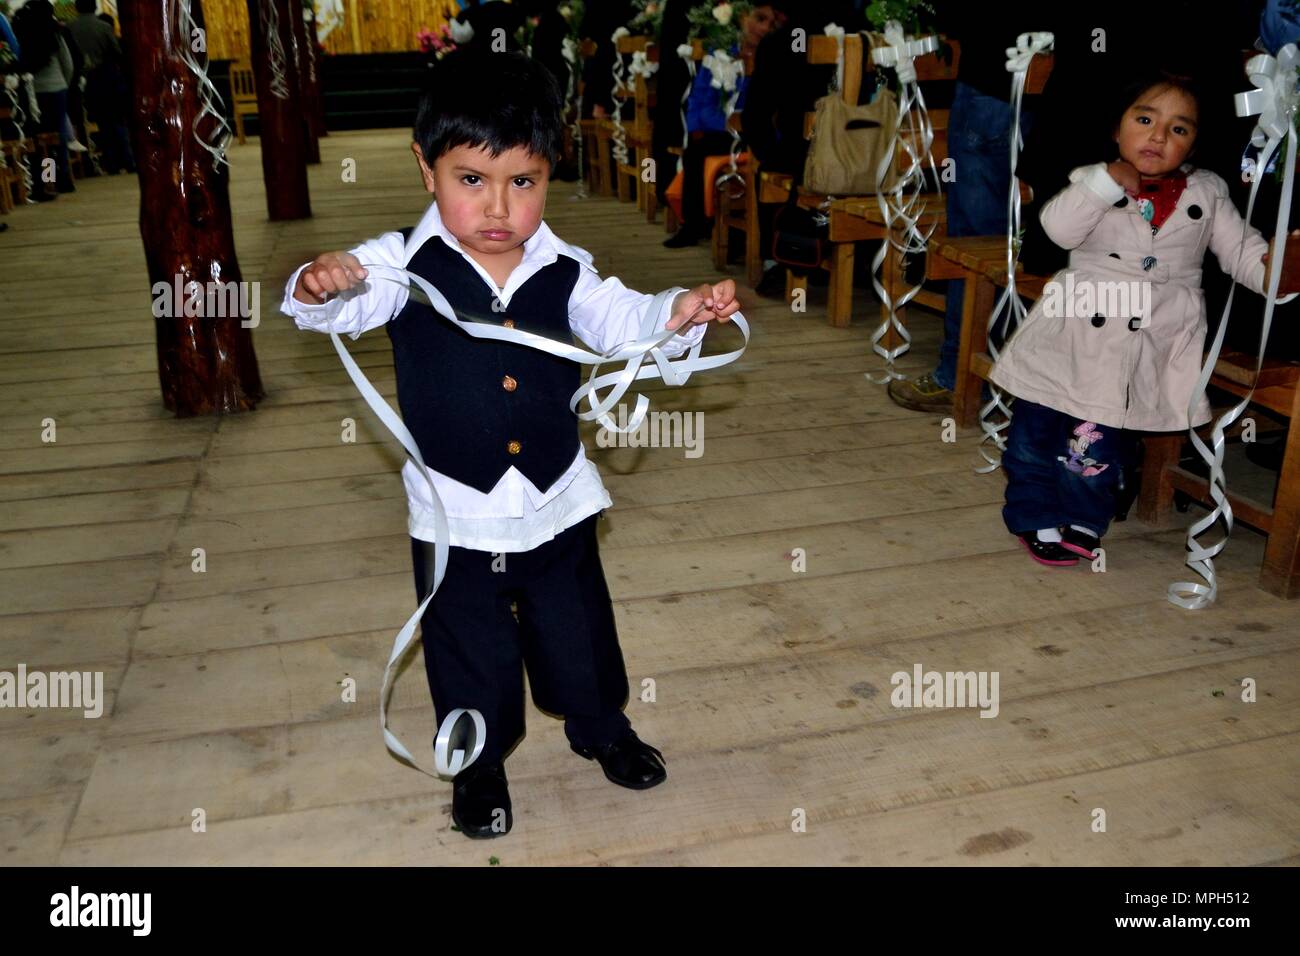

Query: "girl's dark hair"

xmin=1110 ymin=69 xmax=1211 ymax=161
xmin=413 ymin=48 xmax=565 ymax=171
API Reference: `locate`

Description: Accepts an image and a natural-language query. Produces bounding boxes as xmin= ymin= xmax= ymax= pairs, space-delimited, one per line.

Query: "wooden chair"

xmin=612 ymin=35 xmax=658 ymax=215
xmin=1138 ymin=352 xmax=1300 ymax=599
xmin=229 ymin=59 xmax=258 ymax=145
xmin=928 ymin=47 xmax=1053 ymax=418
xmin=709 ymin=51 xmax=763 ymax=285
xmin=773 ymin=34 xmax=957 ymax=327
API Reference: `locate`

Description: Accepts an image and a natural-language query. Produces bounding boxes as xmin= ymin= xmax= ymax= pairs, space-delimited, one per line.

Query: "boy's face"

xmin=411 ymin=141 xmax=549 ymax=258
xmin=1114 ymin=85 xmax=1198 ymax=178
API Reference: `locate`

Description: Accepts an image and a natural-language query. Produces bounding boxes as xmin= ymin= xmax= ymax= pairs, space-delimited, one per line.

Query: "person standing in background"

xmin=14 ymin=0 xmax=75 ymax=200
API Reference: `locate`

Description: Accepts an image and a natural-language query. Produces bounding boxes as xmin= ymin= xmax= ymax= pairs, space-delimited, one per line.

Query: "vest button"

xmin=502 ymin=319 xmax=516 ymax=329
xmin=502 ymin=374 xmax=517 ymax=392
xmin=507 ymin=440 xmax=522 ymax=455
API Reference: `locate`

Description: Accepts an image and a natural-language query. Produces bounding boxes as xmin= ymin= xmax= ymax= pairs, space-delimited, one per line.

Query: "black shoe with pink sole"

xmin=1017 ymin=533 xmax=1079 ymax=567
xmin=1059 ymin=527 xmax=1101 ymax=559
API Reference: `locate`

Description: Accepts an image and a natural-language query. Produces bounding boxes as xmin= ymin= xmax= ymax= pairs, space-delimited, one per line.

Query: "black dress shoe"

xmin=572 ymin=730 xmax=667 ymax=790
xmin=663 ymin=224 xmax=704 ymax=248
xmin=754 ymin=264 xmax=786 ymax=299
xmin=451 ymin=762 xmax=512 ymax=839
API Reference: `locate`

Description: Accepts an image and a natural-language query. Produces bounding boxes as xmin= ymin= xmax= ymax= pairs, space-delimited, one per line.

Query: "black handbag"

xmin=770 ymin=190 xmax=829 ymax=272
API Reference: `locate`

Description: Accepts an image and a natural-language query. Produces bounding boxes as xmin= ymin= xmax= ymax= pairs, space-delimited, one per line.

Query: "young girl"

xmin=990 ymin=72 xmax=1276 ymax=566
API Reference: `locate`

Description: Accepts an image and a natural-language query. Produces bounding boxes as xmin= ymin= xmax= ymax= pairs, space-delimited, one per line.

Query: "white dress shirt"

xmin=280 ymin=199 xmax=706 ymax=552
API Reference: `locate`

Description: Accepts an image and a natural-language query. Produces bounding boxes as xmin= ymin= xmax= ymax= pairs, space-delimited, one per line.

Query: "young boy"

xmin=280 ymin=48 xmax=739 ymax=839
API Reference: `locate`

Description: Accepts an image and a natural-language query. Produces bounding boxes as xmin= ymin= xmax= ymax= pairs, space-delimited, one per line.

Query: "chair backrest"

xmin=229 ymin=60 xmax=257 ymax=104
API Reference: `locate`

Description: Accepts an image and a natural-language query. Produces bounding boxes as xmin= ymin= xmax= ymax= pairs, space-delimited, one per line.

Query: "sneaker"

xmin=887 ymin=372 xmax=954 ymax=413
xmin=68 ymin=140 xmax=89 ymax=153
xmin=1016 ymin=533 xmax=1080 ymax=567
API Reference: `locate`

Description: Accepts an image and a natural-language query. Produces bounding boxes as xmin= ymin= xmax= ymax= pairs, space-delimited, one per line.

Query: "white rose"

xmin=713 ymin=2 xmax=733 ymax=25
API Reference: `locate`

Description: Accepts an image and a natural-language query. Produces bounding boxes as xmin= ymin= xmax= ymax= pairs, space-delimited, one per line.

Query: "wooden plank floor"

xmin=1 ymin=130 xmax=1297 ymax=866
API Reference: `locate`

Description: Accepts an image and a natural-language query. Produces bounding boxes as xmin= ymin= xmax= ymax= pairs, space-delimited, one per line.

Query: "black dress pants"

xmin=410 ymin=514 xmax=632 ymax=766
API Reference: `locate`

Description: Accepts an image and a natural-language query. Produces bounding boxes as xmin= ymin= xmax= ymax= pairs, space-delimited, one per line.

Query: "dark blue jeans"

xmin=1002 ymin=400 xmax=1139 ymax=538
xmin=933 ymin=82 xmax=1031 ymax=390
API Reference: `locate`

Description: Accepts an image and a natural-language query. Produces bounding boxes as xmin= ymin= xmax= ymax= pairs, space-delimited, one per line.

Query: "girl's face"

xmin=1114 ymin=84 xmax=1199 ymax=178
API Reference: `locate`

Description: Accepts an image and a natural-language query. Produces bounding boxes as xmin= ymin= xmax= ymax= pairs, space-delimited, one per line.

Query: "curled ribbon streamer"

xmin=259 ymin=0 xmax=292 ymax=100
xmin=561 ymin=36 xmax=586 ymax=199
xmin=703 ymin=50 xmax=744 ymax=187
xmin=677 ymin=44 xmax=696 ymax=173
xmin=175 ymin=0 xmax=235 ymax=167
xmin=1169 ymin=45 xmax=1300 ymax=608
xmin=974 ymin=31 xmax=1054 ymax=474
xmin=866 ymin=22 xmax=942 ymax=383
xmin=4 ymin=78 xmax=35 ymax=201
xmin=823 ymin=23 xmax=845 ymax=94
xmin=609 ymin=29 xmax=631 ymax=166
xmin=322 ymin=264 xmax=749 ymax=772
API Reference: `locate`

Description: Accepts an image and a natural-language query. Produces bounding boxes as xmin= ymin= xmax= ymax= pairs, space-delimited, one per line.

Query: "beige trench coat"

xmin=990 ymin=162 xmax=1270 ymax=431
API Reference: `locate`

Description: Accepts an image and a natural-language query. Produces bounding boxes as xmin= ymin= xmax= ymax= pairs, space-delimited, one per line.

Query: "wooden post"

xmin=119 ymin=0 xmax=265 ymax=417
xmin=247 ymin=0 xmax=312 ymax=220
xmin=289 ymin=0 xmax=321 ymax=164
xmin=304 ymin=2 xmax=328 ymax=139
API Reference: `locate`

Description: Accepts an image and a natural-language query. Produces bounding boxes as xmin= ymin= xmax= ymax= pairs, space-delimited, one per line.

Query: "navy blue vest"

xmin=386 ymin=232 xmax=583 ymax=494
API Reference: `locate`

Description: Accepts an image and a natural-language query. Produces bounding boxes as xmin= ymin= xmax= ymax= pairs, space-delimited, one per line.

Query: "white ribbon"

xmin=609 ymin=28 xmax=631 ymax=166
xmin=174 ymin=0 xmax=234 ymax=167
xmin=823 ymin=23 xmax=845 ymax=94
xmin=974 ymin=31 xmax=1054 ymax=473
xmin=677 ymin=43 xmax=696 ymax=173
xmin=703 ymin=49 xmax=745 ymax=192
xmin=323 ymin=264 xmax=750 ymax=771
xmin=4 ymin=78 xmax=34 ymax=202
xmin=867 ymin=22 xmax=942 ymax=382
xmin=259 ymin=0 xmax=292 ymax=100
xmin=1169 ymin=44 xmax=1300 ymax=608
xmin=871 ymin=21 xmax=938 ymax=86
xmin=23 ymin=72 xmax=39 ymax=123
xmin=628 ymin=49 xmax=659 ymax=80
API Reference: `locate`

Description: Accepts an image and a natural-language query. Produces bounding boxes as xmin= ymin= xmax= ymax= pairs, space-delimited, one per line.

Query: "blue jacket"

xmin=685 ymin=63 xmax=749 ymax=135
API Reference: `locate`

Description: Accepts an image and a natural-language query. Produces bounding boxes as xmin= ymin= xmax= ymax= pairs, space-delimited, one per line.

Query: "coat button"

xmin=1142 ymin=256 xmax=1156 ymax=271
xmin=1091 ymin=314 xmax=1106 ymax=328
xmin=1128 ymin=317 xmax=1144 ymax=331
xmin=502 ymin=374 xmax=517 ymax=392
xmin=507 ymin=440 xmax=521 ymax=455
xmin=1187 ymin=204 xmax=1202 ymax=220
xmin=1113 ymin=197 xmax=1128 ymax=208
xmin=502 ymin=319 xmax=515 ymax=329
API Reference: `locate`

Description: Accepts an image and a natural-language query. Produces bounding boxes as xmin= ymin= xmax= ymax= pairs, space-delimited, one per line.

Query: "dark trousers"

xmin=680 ymin=130 xmax=735 ymax=230
xmin=1002 ymin=399 xmax=1140 ymax=537
xmin=34 ymin=90 xmax=72 ymax=196
xmin=410 ymin=514 xmax=631 ymax=766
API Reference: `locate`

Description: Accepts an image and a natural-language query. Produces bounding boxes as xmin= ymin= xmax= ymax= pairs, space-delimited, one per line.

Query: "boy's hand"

xmin=294 ymin=252 xmax=368 ymax=305
xmin=667 ymin=279 xmax=740 ymax=330
xmin=1107 ymin=160 xmax=1140 ymax=195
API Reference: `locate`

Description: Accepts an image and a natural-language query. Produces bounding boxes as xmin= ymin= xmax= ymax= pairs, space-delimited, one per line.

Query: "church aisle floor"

xmin=1 ymin=130 xmax=1296 ymax=866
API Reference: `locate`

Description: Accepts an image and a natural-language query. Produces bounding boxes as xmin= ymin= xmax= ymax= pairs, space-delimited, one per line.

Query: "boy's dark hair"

xmin=75 ymin=0 xmax=97 ymax=14
xmin=413 ymin=48 xmax=565 ymax=171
